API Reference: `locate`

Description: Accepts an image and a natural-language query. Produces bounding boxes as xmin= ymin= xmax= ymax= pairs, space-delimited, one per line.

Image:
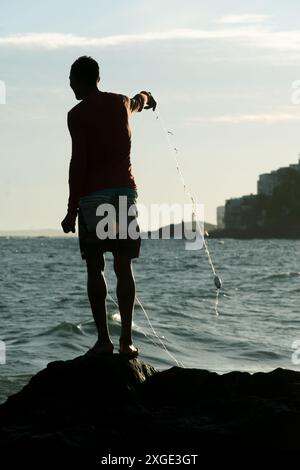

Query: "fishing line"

xmin=135 ymin=295 xmax=185 ymax=368
xmin=108 ymin=293 xmax=158 ymax=349
xmin=108 ymin=292 xmax=184 ymax=368
xmin=154 ymin=107 xmax=222 ymax=315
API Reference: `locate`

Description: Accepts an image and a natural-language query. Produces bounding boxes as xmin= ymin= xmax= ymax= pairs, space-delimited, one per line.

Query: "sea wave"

xmin=33 ymin=321 xmax=85 ymax=337
xmin=260 ymin=271 xmax=300 ymax=281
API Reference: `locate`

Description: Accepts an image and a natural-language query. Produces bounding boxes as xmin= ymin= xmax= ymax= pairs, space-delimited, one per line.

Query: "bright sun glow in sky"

xmin=1 ymin=0 xmax=300 ymax=231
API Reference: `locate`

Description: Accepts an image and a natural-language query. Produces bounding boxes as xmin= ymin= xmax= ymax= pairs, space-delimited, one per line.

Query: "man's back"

xmin=67 ymin=89 xmax=145 ymax=214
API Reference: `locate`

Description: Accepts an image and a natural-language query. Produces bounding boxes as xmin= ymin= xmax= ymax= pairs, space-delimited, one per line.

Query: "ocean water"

xmin=0 ymin=237 xmax=299 ymax=404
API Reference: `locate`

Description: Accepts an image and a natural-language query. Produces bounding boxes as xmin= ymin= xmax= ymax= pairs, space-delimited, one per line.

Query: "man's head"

xmin=69 ymin=56 xmax=100 ymax=100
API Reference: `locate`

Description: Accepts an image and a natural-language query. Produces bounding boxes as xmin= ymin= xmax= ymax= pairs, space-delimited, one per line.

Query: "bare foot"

xmin=119 ymin=340 xmax=139 ymax=356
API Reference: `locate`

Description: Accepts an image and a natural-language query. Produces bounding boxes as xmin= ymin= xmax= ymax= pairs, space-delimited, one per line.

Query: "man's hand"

xmin=61 ymin=212 xmax=77 ymax=234
xmin=141 ymin=91 xmax=157 ymax=111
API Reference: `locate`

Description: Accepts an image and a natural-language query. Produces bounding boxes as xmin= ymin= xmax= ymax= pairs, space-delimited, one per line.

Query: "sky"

xmin=1 ymin=0 xmax=300 ymax=231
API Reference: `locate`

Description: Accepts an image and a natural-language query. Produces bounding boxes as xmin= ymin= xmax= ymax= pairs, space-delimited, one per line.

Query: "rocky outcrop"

xmin=1 ymin=354 xmax=300 ymax=462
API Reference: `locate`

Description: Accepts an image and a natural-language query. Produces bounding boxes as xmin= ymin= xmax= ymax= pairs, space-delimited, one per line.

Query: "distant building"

xmin=224 ymin=197 xmax=243 ymax=230
xmin=289 ymin=157 xmax=300 ymax=172
xmin=224 ymin=195 xmax=261 ymax=231
xmin=217 ymin=156 xmax=300 ymax=234
xmin=258 ymin=158 xmax=300 ymax=196
xmin=257 ymin=172 xmax=279 ymax=196
xmin=216 ymin=206 xmax=225 ymax=229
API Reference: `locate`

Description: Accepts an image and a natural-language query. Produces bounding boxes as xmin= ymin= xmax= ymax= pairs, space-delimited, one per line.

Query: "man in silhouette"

xmin=61 ymin=56 xmax=156 ymax=356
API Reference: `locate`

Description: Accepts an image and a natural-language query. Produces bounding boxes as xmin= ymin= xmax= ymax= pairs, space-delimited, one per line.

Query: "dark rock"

xmin=1 ymin=354 xmax=300 ymax=462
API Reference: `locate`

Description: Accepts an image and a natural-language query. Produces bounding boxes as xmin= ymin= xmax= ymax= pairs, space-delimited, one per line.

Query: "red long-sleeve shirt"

xmin=67 ymin=89 xmax=147 ymax=215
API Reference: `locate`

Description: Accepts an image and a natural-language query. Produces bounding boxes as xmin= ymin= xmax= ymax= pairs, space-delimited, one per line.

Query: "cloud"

xmin=218 ymin=14 xmax=269 ymax=24
xmin=1 ymin=23 xmax=300 ymax=54
xmin=0 ymin=29 xmax=265 ymax=49
xmin=188 ymin=112 xmax=300 ymax=124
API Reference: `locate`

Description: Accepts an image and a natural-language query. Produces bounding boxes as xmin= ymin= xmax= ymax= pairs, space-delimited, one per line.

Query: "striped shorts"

xmin=78 ymin=187 xmax=141 ymax=260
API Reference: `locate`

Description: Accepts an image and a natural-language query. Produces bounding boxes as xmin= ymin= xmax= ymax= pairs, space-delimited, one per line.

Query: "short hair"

xmin=70 ymin=56 xmax=100 ymax=86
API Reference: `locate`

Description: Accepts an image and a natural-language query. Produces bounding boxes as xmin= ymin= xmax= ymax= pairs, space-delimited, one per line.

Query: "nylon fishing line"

xmin=154 ymin=107 xmax=222 ymax=315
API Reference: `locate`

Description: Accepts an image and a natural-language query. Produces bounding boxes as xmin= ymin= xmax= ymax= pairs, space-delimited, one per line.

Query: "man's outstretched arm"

xmin=127 ymin=91 xmax=157 ymax=113
xmin=61 ymin=110 xmax=87 ymax=233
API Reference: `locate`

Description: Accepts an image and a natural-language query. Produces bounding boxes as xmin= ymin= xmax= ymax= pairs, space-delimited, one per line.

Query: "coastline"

xmin=209 ymin=227 xmax=300 ymax=239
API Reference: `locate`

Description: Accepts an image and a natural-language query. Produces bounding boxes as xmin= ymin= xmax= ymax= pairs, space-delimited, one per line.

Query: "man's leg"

xmin=86 ymin=253 xmax=113 ymax=353
xmin=113 ymin=254 xmax=138 ymax=354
